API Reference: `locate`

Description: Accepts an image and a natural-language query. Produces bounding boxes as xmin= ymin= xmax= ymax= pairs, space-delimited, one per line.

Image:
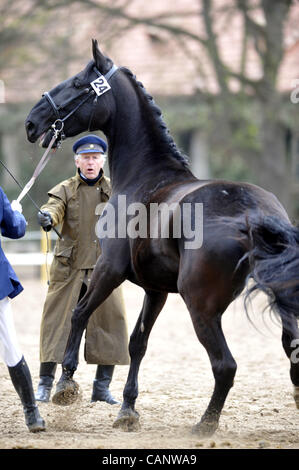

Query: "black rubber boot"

xmin=8 ymin=357 xmax=46 ymax=432
xmin=35 ymin=362 xmax=57 ymax=403
xmin=91 ymin=365 xmax=120 ymax=405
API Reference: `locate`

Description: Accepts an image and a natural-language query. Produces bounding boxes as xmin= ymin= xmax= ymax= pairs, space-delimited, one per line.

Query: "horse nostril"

xmin=25 ymin=120 xmax=39 ymax=142
xmin=26 ymin=120 xmax=32 ymax=131
xmin=25 ymin=120 xmax=35 ymax=136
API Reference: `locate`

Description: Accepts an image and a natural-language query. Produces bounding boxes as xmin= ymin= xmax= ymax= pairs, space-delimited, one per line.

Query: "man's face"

xmin=75 ymin=152 xmax=105 ymax=179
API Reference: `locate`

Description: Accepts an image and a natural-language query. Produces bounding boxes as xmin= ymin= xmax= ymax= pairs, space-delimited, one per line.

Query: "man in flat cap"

xmin=35 ymin=134 xmax=130 ymax=404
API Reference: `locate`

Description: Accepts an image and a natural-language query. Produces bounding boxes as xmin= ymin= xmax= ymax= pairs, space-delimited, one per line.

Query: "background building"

xmin=1 ymin=0 xmax=299 ymax=224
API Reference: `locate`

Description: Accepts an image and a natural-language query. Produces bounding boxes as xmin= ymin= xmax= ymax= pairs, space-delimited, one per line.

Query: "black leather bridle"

xmin=42 ymin=64 xmax=118 ymax=141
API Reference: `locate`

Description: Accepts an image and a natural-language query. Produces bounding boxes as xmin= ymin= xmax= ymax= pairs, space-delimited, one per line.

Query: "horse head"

xmin=25 ymin=40 xmax=117 ymax=147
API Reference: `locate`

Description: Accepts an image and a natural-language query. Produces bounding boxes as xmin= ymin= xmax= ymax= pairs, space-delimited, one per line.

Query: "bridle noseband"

xmin=42 ymin=63 xmax=118 ymax=144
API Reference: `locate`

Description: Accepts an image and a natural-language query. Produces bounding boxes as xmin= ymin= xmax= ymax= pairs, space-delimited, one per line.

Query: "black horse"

xmin=25 ymin=40 xmax=299 ymax=436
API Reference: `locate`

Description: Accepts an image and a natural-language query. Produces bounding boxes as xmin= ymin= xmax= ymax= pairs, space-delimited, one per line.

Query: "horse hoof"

xmin=52 ymin=378 xmax=80 ymax=406
xmin=293 ymin=386 xmax=299 ymax=409
xmin=192 ymin=420 xmax=218 ymax=438
xmin=113 ymin=408 xmax=140 ymax=432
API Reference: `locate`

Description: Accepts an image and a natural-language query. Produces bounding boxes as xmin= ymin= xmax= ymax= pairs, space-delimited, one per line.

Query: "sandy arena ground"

xmin=0 ymin=275 xmax=299 ymax=452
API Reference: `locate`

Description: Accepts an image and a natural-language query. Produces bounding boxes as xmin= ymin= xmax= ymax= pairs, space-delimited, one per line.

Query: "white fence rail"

xmin=6 ymin=252 xmax=53 ymax=266
xmin=2 ymin=230 xmax=57 ymax=279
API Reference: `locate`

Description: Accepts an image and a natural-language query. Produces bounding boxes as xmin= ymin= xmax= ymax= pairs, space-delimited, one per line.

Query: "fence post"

xmin=40 ymin=228 xmax=51 ymax=283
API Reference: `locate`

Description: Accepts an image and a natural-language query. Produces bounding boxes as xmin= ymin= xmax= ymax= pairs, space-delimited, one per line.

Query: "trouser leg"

xmin=0 ymin=297 xmax=22 ymax=367
xmin=77 ymin=278 xmax=120 ymax=405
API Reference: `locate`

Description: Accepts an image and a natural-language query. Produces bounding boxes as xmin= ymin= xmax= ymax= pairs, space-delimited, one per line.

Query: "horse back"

xmin=128 ymin=178 xmax=289 ymax=292
xmin=166 ymin=179 xmax=289 ymax=220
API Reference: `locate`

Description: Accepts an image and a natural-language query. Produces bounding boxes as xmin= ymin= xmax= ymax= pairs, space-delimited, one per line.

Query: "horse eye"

xmin=73 ymin=78 xmax=82 ymax=88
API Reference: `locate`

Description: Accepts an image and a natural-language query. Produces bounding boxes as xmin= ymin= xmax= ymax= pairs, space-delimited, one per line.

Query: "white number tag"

xmin=90 ymin=76 xmax=111 ymax=96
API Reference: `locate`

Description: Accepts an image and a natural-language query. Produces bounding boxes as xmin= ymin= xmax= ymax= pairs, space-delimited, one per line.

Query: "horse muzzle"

xmin=25 ymin=119 xmax=39 ymax=143
xmin=25 ymin=120 xmax=63 ymax=149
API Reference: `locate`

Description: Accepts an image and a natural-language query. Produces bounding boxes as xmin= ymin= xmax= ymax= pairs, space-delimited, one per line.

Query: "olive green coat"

xmin=39 ymin=171 xmax=130 ymax=365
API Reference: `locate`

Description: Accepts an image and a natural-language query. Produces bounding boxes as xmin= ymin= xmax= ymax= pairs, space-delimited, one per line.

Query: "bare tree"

xmin=60 ymin=0 xmax=294 ymax=211
xmin=41 ymin=0 xmax=294 ymax=208
xmin=0 ymin=0 xmax=297 ymax=213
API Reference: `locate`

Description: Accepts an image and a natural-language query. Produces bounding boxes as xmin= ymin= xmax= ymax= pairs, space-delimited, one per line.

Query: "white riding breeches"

xmin=0 ymin=297 xmax=22 ymax=367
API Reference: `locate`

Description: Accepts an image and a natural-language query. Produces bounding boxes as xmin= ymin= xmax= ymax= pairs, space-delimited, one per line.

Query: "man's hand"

xmin=38 ymin=211 xmax=52 ymax=232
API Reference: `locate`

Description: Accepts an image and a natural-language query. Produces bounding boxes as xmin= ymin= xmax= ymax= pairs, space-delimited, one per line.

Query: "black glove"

xmin=38 ymin=211 xmax=52 ymax=232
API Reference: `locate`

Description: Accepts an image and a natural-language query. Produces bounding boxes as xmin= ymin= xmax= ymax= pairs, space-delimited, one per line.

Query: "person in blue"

xmin=0 ymin=188 xmax=45 ymax=432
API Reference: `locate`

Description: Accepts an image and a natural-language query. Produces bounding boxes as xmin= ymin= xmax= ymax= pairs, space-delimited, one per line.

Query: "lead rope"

xmin=17 ymin=121 xmax=63 ymax=204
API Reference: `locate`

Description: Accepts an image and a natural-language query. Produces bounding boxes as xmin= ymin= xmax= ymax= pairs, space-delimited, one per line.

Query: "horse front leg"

xmin=51 ymin=299 xmax=94 ymax=406
xmin=113 ymin=290 xmax=167 ymax=431
xmin=52 ymin=258 xmax=126 ymax=406
xmin=281 ymin=314 xmax=299 ymax=409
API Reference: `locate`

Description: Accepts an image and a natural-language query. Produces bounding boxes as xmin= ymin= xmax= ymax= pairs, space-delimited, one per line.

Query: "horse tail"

xmin=246 ymin=215 xmax=299 ymax=328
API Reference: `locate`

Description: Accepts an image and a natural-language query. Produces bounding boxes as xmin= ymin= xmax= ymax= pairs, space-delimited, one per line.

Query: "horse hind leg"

xmin=113 ymin=290 xmax=167 ymax=431
xmin=179 ymin=272 xmax=237 ymax=437
xmin=177 ymin=236 xmax=249 ymax=436
xmin=191 ymin=313 xmax=236 ymax=437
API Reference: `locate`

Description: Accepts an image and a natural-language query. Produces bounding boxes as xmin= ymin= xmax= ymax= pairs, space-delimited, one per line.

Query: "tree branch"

xmin=201 ymin=0 xmax=230 ymax=96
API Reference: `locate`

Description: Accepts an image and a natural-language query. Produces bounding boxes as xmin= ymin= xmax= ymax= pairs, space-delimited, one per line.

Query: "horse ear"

xmin=92 ymin=39 xmax=112 ymax=74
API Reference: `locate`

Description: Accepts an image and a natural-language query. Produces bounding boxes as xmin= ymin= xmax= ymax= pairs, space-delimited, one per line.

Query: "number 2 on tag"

xmin=90 ymin=76 xmax=111 ymax=96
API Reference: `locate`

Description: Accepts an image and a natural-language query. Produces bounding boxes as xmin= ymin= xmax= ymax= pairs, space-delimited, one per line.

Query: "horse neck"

xmin=102 ymin=72 xmax=193 ymax=192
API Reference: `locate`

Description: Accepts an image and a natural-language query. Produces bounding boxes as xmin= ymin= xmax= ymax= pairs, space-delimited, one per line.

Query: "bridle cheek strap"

xmin=43 ymin=92 xmax=60 ymax=119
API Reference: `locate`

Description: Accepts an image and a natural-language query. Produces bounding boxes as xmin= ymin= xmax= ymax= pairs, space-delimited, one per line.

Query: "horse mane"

xmin=120 ymin=67 xmax=189 ymax=168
